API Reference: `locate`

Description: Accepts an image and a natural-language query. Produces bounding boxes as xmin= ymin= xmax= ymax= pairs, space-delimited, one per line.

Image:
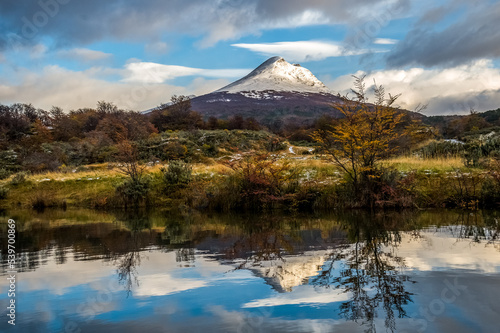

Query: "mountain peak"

xmin=217 ymin=56 xmax=331 ymax=94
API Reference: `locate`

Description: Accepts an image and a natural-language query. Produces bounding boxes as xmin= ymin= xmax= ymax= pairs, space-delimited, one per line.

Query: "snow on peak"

xmin=217 ymin=56 xmax=331 ymax=94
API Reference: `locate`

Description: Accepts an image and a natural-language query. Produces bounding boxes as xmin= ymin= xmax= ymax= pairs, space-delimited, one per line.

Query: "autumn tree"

xmin=312 ymin=76 xmax=419 ymax=196
xmin=207 ymin=116 xmax=219 ymax=130
xmin=115 ymin=140 xmax=150 ymax=206
xmin=228 ymin=115 xmax=245 ymax=130
xmin=150 ymin=95 xmax=203 ymax=131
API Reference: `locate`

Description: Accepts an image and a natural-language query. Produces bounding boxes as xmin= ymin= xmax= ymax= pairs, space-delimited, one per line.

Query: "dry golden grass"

xmin=0 ymin=161 xmax=234 ymax=185
xmin=0 ymin=153 xmax=475 ymax=210
xmin=382 ymin=156 xmax=464 ymax=171
xmin=0 ymin=154 xmax=469 ymax=188
xmin=27 ymin=169 xmax=120 ymax=182
xmin=191 ymin=163 xmax=231 ymax=174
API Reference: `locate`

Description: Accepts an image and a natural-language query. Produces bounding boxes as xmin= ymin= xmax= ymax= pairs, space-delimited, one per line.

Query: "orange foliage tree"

xmin=312 ymin=76 xmax=419 ymax=194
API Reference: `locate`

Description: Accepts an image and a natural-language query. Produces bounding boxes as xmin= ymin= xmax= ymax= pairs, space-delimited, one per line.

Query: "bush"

xmin=462 ymin=142 xmax=484 ymax=167
xmin=115 ymin=177 xmax=151 ymax=206
xmin=10 ymin=171 xmax=30 ymax=186
xmin=266 ymin=137 xmax=287 ymax=152
xmin=331 ymin=167 xmax=418 ymax=209
xmin=0 ymin=168 xmax=11 ymax=180
xmin=163 ymin=142 xmax=188 ymax=160
xmin=22 ymin=152 xmax=61 ymax=172
xmin=201 ymin=143 xmax=218 ymax=157
xmin=162 ymin=161 xmax=192 ymax=188
xmin=445 ymin=169 xmax=482 ymax=208
xmin=0 ymin=186 xmax=8 ymax=200
xmin=204 ymin=154 xmax=300 ymax=211
xmin=481 ymin=160 xmax=500 ymax=207
xmin=417 ymin=140 xmax=464 ymax=159
xmin=0 ymin=150 xmax=19 ymax=175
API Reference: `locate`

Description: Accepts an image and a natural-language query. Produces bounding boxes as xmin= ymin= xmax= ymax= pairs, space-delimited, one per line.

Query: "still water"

xmin=1 ymin=209 xmax=500 ymax=333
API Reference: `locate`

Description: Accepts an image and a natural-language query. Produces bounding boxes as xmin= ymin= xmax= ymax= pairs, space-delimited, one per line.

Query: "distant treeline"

xmin=0 ymin=96 xmax=308 ymax=175
xmin=425 ymin=108 xmax=500 ymax=138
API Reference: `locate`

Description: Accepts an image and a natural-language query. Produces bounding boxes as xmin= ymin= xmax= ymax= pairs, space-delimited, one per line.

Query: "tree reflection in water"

xmin=311 ymin=213 xmax=416 ymax=333
xmin=113 ymin=211 xmax=418 ymax=331
xmin=220 ymin=213 xmax=416 ymax=332
xmin=112 ymin=210 xmax=152 ymax=296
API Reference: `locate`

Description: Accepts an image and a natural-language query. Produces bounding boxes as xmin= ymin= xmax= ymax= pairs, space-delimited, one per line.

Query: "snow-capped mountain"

xmin=189 ymin=56 xmax=344 ymax=123
xmin=217 ymin=56 xmax=331 ymax=94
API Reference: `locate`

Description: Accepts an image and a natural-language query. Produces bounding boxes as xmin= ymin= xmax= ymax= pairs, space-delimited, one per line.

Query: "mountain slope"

xmin=190 ymin=56 xmax=343 ymax=123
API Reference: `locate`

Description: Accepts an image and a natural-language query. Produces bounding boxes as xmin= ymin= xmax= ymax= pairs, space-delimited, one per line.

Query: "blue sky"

xmin=1 ymin=0 xmax=500 ymax=114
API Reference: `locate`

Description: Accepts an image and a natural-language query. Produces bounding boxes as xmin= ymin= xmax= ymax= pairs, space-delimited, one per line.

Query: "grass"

xmin=382 ymin=156 xmax=465 ymax=172
xmin=0 ymin=154 xmax=492 ymax=210
xmin=4 ymin=176 xmax=120 ymax=209
xmin=0 ymin=162 xmax=232 ymax=183
xmin=0 ymin=161 xmax=235 ymax=209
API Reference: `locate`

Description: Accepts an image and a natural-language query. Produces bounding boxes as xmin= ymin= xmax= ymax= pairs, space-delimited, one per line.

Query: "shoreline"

xmin=0 ymin=156 xmax=494 ymax=212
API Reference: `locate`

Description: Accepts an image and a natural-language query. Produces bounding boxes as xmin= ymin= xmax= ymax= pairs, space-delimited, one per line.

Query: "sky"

xmin=0 ymin=0 xmax=500 ymax=115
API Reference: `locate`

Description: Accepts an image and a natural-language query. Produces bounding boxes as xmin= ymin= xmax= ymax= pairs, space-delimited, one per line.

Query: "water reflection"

xmin=113 ymin=211 xmax=149 ymax=296
xmin=312 ymin=214 xmax=415 ymax=332
xmin=1 ymin=209 xmax=500 ymax=332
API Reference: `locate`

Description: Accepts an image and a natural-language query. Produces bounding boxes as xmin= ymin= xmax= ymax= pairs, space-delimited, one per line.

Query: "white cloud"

xmin=261 ymin=9 xmax=331 ymax=30
xmin=133 ymin=274 xmax=207 ymax=297
xmin=373 ymin=38 xmax=398 ymax=45
xmin=242 ymin=285 xmax=349 ymax=308
xmin=387 ymin=226 xmax=500 ymax=274
xmin=31 ymin=43 xmax=48 ymax=59
xmin=232 ymin=40 xmax=371 ymax=62
xmin=122 ymin=61 xmax=251 ymax=83
xmin=123 ymin=62 xmax=201 ymax=83
xmin=327 ymin=59 xmax=500 ymax=115
xmin=208 ymin=306 xmax=356 ymax=333
xmin=57 ymin=48 xmax=113 ymax=63
xmin=0 ymin=65 xmax=229 ymax=111
xmin=145 ymin=41 xmax=169 ymax=55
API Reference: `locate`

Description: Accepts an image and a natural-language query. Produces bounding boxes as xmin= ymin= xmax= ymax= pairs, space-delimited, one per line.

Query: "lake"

xmin=1 ymin=209 xmax=500 ymax=333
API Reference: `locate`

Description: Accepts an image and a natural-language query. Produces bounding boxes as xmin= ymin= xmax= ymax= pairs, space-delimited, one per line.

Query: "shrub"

xmin=162 ymin=161 xmax=192 ymax=188
xmin=0 ymin=186 xmax=8 ymax=200
xmin=417 ymin=140 xmax=464 ymax=159
xmin=10 ymin=171 xmax=30 ymax=186
xmin=0 ymin=150 xmax=19 ymax=175
xmin=201 ymin=143 xmax=218 ymax=157
xmin=266 ymin=137 xmax=287 ymax=152
xmin=22 ymin=152 xmax=61 ymax=172
xmin=481 ymin=160 xmax=500 ymax=207
xmin=462 ymin=142 xmax=484 ymax=167
xmin=205 ymin=154 xmax=300 ymax=211
xmin=330 ymin=167 xmax=418 ymax=209
xmin=163 ymin=142 xmax=188 ymax=160
xmin=0 ymin=168 xmax=11 ymax=180
xmin=115 ymin=177 xmax=151 ymax=206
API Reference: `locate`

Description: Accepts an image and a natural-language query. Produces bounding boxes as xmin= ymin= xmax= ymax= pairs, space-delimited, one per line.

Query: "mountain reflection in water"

xmin=1 ymin=209 xmax=500 ymax=333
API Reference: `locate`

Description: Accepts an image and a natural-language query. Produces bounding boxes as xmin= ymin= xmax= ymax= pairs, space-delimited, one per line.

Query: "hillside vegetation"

xmin=2 ymin=80 xmax=500 ymax=211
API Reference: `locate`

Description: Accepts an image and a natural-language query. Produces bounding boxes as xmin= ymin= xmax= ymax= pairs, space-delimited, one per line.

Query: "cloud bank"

xmin=232 ymin=40 xmax=371 ymax=62
xmin=0 ymin=0 xmax=407 ymax=50
xmin=327 ymin=59 xmax=500 ymax=115
xmin=0 ymin=65 xmax=231 ymax=111
xmin=387 ymin=0 xmax=500 ymax=67
xmin=122 ymin=62 xmax=251 ymax=83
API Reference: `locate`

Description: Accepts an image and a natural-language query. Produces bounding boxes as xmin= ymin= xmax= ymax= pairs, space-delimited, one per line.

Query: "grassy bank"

xmin=1 ymin=151 xmax=498 ymax=211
